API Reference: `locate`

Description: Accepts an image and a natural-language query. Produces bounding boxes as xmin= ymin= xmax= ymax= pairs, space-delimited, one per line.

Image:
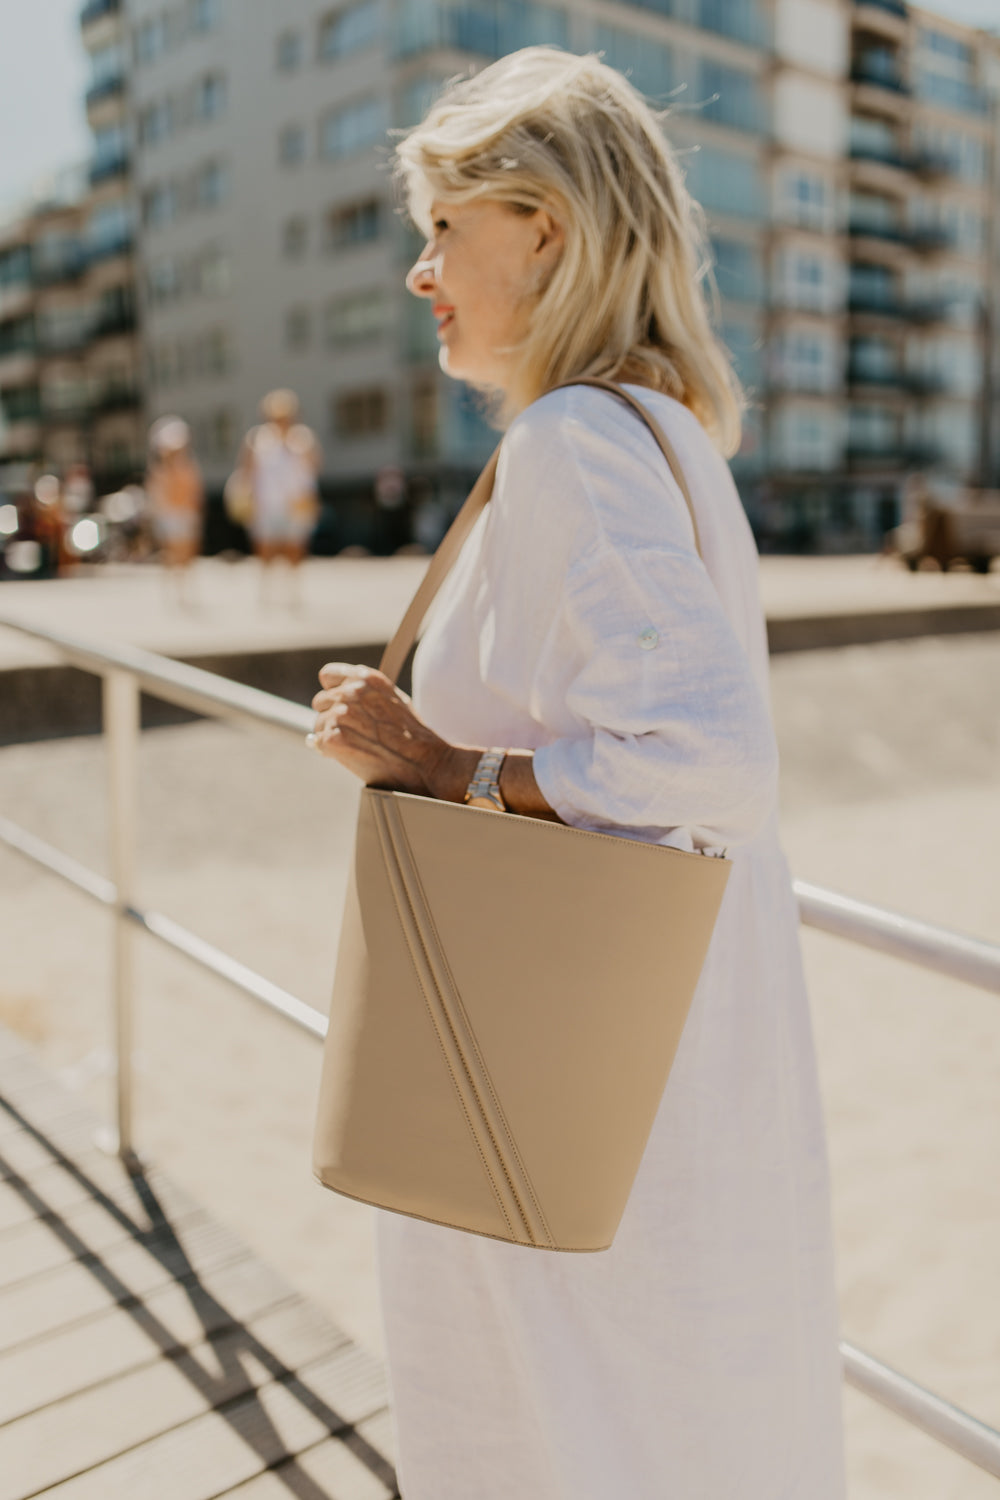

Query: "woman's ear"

xmin=534 ymin=208 xmax=564 ymax=264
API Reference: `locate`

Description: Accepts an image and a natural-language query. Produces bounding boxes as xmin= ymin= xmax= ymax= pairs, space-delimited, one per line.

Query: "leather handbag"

xmin=312 ymin=379 xmax=732 ymax=1252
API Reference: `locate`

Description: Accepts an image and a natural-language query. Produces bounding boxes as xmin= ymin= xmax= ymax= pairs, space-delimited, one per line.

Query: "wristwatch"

xmin=464 ymin=747 xmax=507 ymax=812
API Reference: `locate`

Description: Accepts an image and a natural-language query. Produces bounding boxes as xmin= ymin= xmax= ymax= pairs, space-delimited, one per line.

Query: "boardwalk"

xmin=0 ymin=1024 xmax=398 ymax=1500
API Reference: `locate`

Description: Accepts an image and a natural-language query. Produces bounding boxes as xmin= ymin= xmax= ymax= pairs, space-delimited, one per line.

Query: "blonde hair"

xmin=396 ymin=48 xmax=744 ymax=455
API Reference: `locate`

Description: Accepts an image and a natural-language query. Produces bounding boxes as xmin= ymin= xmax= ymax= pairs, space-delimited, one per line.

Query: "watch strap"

xmin=464 ymin=747 xmax=507 ymax=812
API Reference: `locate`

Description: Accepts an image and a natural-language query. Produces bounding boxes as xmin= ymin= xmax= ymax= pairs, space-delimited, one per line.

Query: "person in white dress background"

xmin=236 ymin=388 xmax=321 ymax=607
xmin=309 ymin=48 xmax=846 ymax=1500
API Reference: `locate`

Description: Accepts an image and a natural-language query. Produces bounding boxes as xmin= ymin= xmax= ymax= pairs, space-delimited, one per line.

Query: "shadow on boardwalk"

xmin=0 ymin=1029 xmax=399 ymax=1500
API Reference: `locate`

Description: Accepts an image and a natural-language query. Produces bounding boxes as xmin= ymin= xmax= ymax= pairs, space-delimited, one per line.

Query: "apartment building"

xmin=62 ymin=0 xmax=1000 ymax=548
xmin=0 ymin=0 xmax=144 ymax=491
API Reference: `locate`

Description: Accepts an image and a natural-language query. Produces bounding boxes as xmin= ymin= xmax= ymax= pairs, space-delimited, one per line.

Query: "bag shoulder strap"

xmin=378 ymin=377 xmax=701 ymax=684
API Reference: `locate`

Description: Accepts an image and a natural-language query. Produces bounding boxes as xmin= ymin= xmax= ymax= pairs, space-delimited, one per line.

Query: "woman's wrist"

xmin=425 ymin=743 xmax=481 ymax=803
xmin=424 ymin=742 xmax=562 ymax=823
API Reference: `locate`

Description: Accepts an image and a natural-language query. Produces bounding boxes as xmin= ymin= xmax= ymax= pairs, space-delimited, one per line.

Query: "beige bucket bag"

xmin=312 ymin=379 xmax=731 ymax=1252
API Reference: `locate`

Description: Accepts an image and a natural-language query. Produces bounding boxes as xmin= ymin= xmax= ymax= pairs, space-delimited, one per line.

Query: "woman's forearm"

xmin=429 ymin=745 xmax=563 ymax=822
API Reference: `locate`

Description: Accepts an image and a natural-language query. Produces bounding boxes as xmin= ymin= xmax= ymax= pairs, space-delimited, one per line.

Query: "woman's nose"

xmin=406 ymin=255 xmax=437 ymax=297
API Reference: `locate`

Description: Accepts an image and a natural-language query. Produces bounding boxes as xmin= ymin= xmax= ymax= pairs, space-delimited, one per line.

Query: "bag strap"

xmin=378 ymin=376 xmax=701 ymax=684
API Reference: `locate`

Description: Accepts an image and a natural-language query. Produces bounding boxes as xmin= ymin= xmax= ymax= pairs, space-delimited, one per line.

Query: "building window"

xmin=774 ymin=248 xmax=839 ymax=314
xmin=334 ymin=387 xmax=388 ymax=436
xmin=319 ymin=1 xmax=380 ymax=60
xmin=325 ymin=289 xmax=389 ymax=345
xmin=194 ymin=160 xmax=229 ymax=208
xmin=193 ymin=245 xmax=231 ymax=296
xmin=143 ymin=184 xmax=175 ymax=228
xmin=710 ymin=236 xmax=762 ymax=304
xmin=326 ymin=198 xmax=381 ymax=249
xmin=197 ymin=327 xmax=232 ymax=376
xmin=594 ymin=26 xmax=672 ymax=103
xmin=283 ymin=216 xmax=309 ymax=257
xmin=139 ymin=99 xmax=173 ymax=145
xmin=778 ymin=167 xmax=830 ymax=231
xmin=774 ymin=328 xmax=839 ymax=393
xmin=276 ymin=29 xmax=302 ymax=69
xmin=135 ymin=18 xmax=164 ymax=65
xmin=286 ymin=306 xmax=312 ymax=351
xmin=696 ymin=57 xmax=764 ymax=133
xmin=279 ymin=125 xmax=307 ymax=166
xmin=148 ymin=255 xmax=184 ymax=304
xmin=205 ymin=407 xmax=235 ymax=458
xmin=685 ymin=146 xmax=763 ymax=220
xmin=773 ymin=405 xmax=841 ymax=471
xmin=196 ymin=72 xmax=227 ymax=120
xmin=321 ymin=96 xmax=385 ymax=158
xmin=189 ymin=0 xmax=222 ymax=34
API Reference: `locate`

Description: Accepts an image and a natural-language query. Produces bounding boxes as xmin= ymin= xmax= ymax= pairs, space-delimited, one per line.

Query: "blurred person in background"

xmin=232 ymin=389 xmax=321 ymax=608
xmin=31 ymin=474 xmax=65 ymax=577
xmin=146 ymin=416 xmax=204 ymax=606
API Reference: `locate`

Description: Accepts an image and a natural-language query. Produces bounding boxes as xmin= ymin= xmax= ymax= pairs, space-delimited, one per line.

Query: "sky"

xmin=0 ymin=0 xmax=996 ymax=220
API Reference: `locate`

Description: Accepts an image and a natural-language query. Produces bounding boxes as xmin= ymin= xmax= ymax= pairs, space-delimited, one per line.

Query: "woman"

xmin=310 ymin=49 xmax=845 ymax=1500
xmin=146 ymin=417 xmax=203 ymax=604
xmin=236 ymin=388 xmax=321 ymax=606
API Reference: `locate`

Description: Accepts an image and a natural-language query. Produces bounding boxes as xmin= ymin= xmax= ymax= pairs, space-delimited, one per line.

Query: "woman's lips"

xmin=433 ymin=306 xmax=455 ymax=336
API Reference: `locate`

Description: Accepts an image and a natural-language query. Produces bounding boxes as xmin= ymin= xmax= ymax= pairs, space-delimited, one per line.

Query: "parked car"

xmin=888 ymin=490 xmax=1000 ymax=573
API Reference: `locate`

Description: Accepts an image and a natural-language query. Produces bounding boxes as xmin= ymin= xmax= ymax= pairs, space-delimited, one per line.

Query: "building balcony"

xmin=853 ymin=0 xmax=908 ymax=16
xmin=86 ymin=234 xmax=134 ymax=266
xmin=907 ymin=297 xmax=952 ymax=324
xmin=0 ymin=349 xmax=40 ymax=383
xmin=848 ymin=218 xmax=908 ymax=244
xmin=849 ymin=143 xmax=912 ymax=174
xmin=93 ymin=305 xmax=137 ymax=339
xmin=32 ymin=250 xmax=86 ymax=287
xmin=93 ymin=383 xmax=141 ymax=413
xmin=908 ymin=225 xmax=954 ymax=255
xmin=41 ymin=401 xmax=91 ymax=426
xmin=85 ymin=74 xmax=126 ymax=111
xmin=89 ymin=152 xmax=130 ymax=188
xmin=846 ymin=363 xmax=906 ymax=389
xmin=37 ymin=327 xmax=93 ymax=356
xmin=904 ymin=371 xmax=948 ymax=397
xmin=848 ymin=290 xmax=907 ymax=318
xmin=911 ymin=149 xmax=952 ymax=181
xmin=846 ymin=440 xmax=906 ymax=469
xmin=80 ymin=0 xmax=121 ymax=24
xmin=850 ymin=62 xmax=909 ymax=94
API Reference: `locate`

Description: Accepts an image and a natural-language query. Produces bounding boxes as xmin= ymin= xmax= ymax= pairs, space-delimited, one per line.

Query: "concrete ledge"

xmin=767 ymin=602 xmax=1000 ymax=654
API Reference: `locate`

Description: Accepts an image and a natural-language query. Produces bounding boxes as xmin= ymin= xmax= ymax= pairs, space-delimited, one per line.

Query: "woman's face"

xmin=406 ymin=199 xmax=563 ymax=390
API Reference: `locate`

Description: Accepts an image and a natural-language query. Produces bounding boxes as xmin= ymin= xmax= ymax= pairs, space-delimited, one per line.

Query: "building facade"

xmin=5 ymin=0 xmax=996 ymax=550
xmin=0 ymin=0 xmax=143 ymax=493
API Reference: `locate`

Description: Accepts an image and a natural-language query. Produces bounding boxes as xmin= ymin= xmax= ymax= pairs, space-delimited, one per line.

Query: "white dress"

xmin=377 ymin=385 xmax=846 ymax=1500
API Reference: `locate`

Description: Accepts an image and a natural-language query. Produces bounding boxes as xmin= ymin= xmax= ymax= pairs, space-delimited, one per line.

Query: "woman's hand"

xmin=310 ymin=663 xmax=470 ymax=797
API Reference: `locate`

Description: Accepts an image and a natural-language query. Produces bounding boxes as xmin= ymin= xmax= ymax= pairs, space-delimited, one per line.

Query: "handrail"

xmin=1 ymin=609 xmax=999 ymax=1481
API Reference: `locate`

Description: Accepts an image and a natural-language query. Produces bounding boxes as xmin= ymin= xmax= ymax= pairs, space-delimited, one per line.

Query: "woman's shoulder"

xmin=500 ymin=382 xmax=718 ymax=556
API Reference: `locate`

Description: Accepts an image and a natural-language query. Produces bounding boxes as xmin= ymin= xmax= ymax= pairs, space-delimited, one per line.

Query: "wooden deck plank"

xmin=11 ymin=1344 xmax=389 ymax=1500
xmin=0 ymin=1305 xmax=372 ymax=1500
xmin=0 ymin=1024 xmax=396 ymax=1500
xmin=0 ymin=1252 xmax=304 ymax=1424
xmin=214 ymin=1412 xmax=398 ymax=1500
xmin=0 ymin=1213 xmax=252 ymax=1353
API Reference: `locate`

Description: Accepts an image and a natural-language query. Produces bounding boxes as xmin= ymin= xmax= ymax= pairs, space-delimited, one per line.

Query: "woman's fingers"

xmin=318 ymin=661 xmax=384 ymax=690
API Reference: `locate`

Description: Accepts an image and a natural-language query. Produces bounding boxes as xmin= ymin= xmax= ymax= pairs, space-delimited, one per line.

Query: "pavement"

xmin=0 ymin=552 xmax=998 ymax=743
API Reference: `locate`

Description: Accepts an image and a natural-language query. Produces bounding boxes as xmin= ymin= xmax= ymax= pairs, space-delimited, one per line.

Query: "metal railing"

xmin=1 ymin=611 xmax=999 ymax=1481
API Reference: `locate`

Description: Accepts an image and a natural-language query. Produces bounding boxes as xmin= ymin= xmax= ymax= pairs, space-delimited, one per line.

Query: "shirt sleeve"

xmin=525 ymin=399 xmax=778 ymax=852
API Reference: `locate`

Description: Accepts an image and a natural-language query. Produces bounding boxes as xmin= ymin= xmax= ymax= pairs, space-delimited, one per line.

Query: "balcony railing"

xmin=32 ymin=250 xmax=87 ymax=287
xmin=94 ymin=305 xmax=137 ymax=339
xmin=846 ymin=363 xmax=905 ymax=388
xmin=849 ymin=143 xmax=911 ymax=172
xmin=853 ymin=0 xmax=908 ymax=17
xmin=0 ymin=616 xmax=997 ymax=1486
xmin=908 ymin=225 xmax=954 ymax=255
xmin=848 ymin=218 xmax=907 ymax=243
xmin=846 ymin=440 xmax=906 ymax=468
xmin=93 ymin=383 xmax=141 ymax=413
xmin=907 ymin=297 xmax=953 ymax=325
xmin=85 ymin=74 xmax=126 ymax=109
xmin=87 ymin=233 xmax=134 ymax=266
xmin=851 ymin=61 xmax=910 ymax=94
xmin=80 ymin=0 xmax=122 ymax=25
xmin=848 ymin=290 xmax=907 ymax=318
xmin=89 ymin=152 xmax=130 ymax=187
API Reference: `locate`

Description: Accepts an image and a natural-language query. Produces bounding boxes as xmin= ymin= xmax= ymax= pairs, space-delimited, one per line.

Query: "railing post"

xmin=103 ymin=669 xmax=141 ymax=1170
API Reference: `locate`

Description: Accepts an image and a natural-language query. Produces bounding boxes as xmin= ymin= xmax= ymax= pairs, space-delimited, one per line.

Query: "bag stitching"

xmin=390 ymin=803 xmax=556 ymax=1249
xmin=370 ymin=798 xmax=521 ymax=1243
xmin=379 ymin=797 xmax=538 ymax=1245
